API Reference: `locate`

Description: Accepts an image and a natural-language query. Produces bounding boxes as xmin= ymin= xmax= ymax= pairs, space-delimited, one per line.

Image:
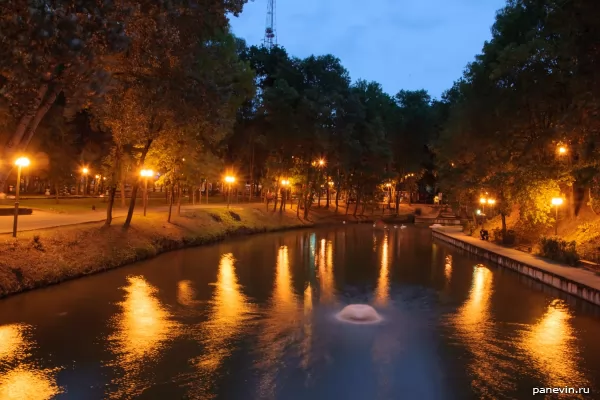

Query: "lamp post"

xmin=385 ymin=183 xmax=392 ymax=209
xmin=487 ymin=198 xmax=496 ymax=216
xmin=281 ymin=179 xmax=289 ymax=210
xmin=140 ymin=169 xmax=154 ymax=216
xmin=13 ymin=157 xmax=30 ymax=237
xmin=94 ymin=174 xmax=101 ymax=195
xmin=479 ymin=197 xmax=487 ymax=214
xmin=551 ymin=197 xmax=563 ymax=235
xmin=225 ymin=176 xmax=235 ymax=209
xmin=82 ymin=167 xmax=89 ymax=196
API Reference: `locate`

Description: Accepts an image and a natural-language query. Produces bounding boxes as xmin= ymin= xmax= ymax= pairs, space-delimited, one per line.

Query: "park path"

xmin=0 ymin=203 xmax=241 ymax=234
xmin=433 ymin=226 xmax=600 ymax=291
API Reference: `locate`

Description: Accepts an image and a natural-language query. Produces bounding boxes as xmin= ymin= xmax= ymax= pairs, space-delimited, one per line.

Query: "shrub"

xmin=228 ymin=211 xmax=241 ymax=221
xmin=462 ymin=220 xmax=475 ymax=235
xmin=539 ymin=236 xmax=580 ymax=266
xmin=209 ymin=213 xmax=222 ymax=222
xmin=31 ymin=235 xmax=44 ymax=251
xmin=414 ymin=208 xmax=422 ymax=216
xmin=490 ymin=228 xmax=516 ymax=245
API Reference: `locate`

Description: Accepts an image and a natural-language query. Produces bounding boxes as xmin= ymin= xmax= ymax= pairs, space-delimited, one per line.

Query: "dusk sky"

xmin=230 ymin=0 xmax=507 ymax=99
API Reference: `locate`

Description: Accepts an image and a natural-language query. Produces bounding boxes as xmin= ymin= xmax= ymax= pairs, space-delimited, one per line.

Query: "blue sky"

xmin=230 ymin=0 xmax=507 ymax=99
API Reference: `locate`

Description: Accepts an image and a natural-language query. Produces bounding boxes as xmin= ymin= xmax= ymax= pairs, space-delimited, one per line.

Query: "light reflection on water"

xmin=1 ymin=226 xmax=599 ymax=399
xmin=0 ymin=324 xmax=62 ymax=400
xmin=106 ymin=276 xmax=181 ymax=399
xmin=190 ymin=253 xmax=256 ymax=399
xmin=374 ymin=231 xmax=390 ymax=306
xmin=450 ymin=265 xmax=517 ymax=397
xmin=519 ymin=299 xmax=589 ymax=391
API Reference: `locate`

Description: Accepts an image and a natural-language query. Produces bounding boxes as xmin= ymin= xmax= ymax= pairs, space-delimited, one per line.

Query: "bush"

xmin=228 ymin=211 xmax=241 ymax=221
xmin=462 ymin=220 xmax=475 ymax=235
xmin=490 ymin=228 xmax=516 ymax=245
xmin=209 ymin=213 xmax=222 ymax=222
xmin=414 ymin=208 xmax=422 ymax=216
xmin=539 ymin=236 xmax=580 ymax=266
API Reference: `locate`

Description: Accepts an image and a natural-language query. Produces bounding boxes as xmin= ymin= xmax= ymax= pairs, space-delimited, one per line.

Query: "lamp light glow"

xmin=15 ymin=157 xmax=30 ymax=167
xmin=551 ymin=197 xmax=564 ymax=206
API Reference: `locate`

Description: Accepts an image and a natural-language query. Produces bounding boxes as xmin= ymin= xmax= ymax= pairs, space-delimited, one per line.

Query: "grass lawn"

xmin=0 ymin=206 xmax=311 ymax=298
xmin=0 ymin=194 xmax=236 ymax=214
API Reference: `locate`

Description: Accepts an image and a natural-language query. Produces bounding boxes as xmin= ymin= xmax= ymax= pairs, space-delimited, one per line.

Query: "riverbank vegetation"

xmin=0 ymin=207 xmax=306 ymax=298
xmin=1 ymin=1 xmax=599 ymax=260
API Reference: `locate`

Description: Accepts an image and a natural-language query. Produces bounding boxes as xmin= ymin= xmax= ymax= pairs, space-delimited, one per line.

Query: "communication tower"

xmin=263 ymin=0 xmax=276 ymax=48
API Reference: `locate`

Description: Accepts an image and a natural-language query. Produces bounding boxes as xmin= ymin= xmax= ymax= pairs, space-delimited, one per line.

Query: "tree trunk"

xmin=123 ymin=139 xmax=153 ymax=228
xmin=273 ymin=185 xmax=279 ymax=212
xmin=346 ymin=187 xmax=351 ymax=216
xmin=192 ymin=186 xmax=196 ymax=205
xmin=501 ymin=213 xmax=507 ymax=237
xmin=177 ymin=182 xmax=182 ymax=216
xmin=335 ymin=187 xmax=340 ymax=213
xmin=105 ymin=185 xmax=117 ymax=226
xmin=168 ymin=184 xmax=174 ymax=223
xmin=279 ymin=189 xmax=285 ymax=212
xmin=19 ymin=86 xmax=61 ymax=150
xmin=54 ymin=183 xmax=60 ymax=204
xmin=353 ymin=190 xmax=361 ymax=217
xmin=325 ymin=184 xmax=330 ymax=208
xmin=395 ymin=185 xmax=401 ymax=215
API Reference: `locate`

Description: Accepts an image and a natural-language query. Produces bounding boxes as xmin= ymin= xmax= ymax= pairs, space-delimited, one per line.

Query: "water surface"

xmin=1 ymin=225 xmax=600 ymax=399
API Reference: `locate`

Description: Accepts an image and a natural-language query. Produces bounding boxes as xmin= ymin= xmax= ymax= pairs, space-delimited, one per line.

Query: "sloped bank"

xmin=0 ymin=207 xmax=314 ymax=299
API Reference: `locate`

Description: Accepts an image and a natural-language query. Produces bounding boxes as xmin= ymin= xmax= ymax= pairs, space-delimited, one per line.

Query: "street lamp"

xmin=13 ymin=157 xmax=30 ymax=237
xmin=551 ymin=197 xmax=564 ymax=235
xmin=225 ymin=176 xmax=235 ymax=209
xmin=479 ymin=197 xmax=487 ymax=214
xmin=558 ymin=146 xmax=567 ymax=155
xmin=81 ymin=167 xmax=89 ymax=196
xmin=318 ymin=159 xmax=325 ymax=166
xmin=140 ymin=169 xmax=154 ymax=216
xmin=385 ymin=183 xmax=392 ymax=209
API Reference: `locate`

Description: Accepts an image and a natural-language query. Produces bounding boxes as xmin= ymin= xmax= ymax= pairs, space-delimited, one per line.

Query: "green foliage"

xmin=539 ymin=236 xmax=580 ymax=266
xmin=462 ymin=220 xmax=475 ymax=235
xmin=491 ymin=228 xmax=516 ymax=245
xmin=516 ymin=180 xmax=561 ymax=227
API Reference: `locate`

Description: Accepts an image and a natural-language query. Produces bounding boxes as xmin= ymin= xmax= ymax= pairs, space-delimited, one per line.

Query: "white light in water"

xmin=336 ymin=304 xmax=383 ymax=324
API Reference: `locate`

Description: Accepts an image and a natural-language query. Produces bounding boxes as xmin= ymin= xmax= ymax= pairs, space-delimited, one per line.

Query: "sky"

xmin=229 ymin=0 xmax=507 ymax=99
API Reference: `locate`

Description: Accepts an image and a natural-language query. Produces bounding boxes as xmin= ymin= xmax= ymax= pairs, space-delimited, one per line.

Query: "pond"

xmin=1 ymin=225 xmax=599 ymax=399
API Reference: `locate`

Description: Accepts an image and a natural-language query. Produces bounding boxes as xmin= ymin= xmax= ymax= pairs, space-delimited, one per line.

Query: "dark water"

xmin=1 ymin=226 xmax=600 ymax=400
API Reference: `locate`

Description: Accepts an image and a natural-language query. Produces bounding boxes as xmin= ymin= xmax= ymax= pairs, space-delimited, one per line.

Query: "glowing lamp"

xmin=15 ymin=157 xmax=30 ymax=167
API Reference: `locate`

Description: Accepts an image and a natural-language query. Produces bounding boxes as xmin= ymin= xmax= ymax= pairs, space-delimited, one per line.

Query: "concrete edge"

xmin=431 ymin=229 xmax=600 ymax=307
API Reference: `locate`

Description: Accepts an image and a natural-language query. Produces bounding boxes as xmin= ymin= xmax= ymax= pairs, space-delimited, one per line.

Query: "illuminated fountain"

xmin=336 ymin=304 xmax=383 ymax=324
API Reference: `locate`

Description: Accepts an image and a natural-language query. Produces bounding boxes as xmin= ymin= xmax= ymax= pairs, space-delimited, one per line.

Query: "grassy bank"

xmin=0 ymin=204 xmax=415 ymax=298
xmin=0 ymin=206 xmax=314 ymax=298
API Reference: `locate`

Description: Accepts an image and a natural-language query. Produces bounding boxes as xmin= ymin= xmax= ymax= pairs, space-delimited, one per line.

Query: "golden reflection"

xmin=453 ymin=265 xmax=515 ymax=395
xmin=256 ymin=246 xmax=301 ymax=399
xmin=196 ymin=253 xmax=254 ymax=374
xmin=0 ymin=324 xmax=25 ymax=362
xmin=519 ymin=299 xmax=588 ymax=388
xmin=0 ymin=368 xmax=62 ymax=400
xmin=107 ymin=276 xmax=180 ymax=399
xmin=374 ymin=231 xmax=390 ymax=306
xmin=444 ymin=255 xmax=452 ymax=282
xmin=318 ymin=239 xmax=335 ymax=303
xmin=0 ymin=324 xmax=62 ymax=399
xmin=177 ymin=280 xmax=197 ymax=306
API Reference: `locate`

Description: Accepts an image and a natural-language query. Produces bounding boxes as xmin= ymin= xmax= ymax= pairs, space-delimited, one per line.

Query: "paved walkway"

xmin=0 ymin=203 xmax=243 ymax=234
xmin=433 ymin=226 xmax=600 ymax=291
